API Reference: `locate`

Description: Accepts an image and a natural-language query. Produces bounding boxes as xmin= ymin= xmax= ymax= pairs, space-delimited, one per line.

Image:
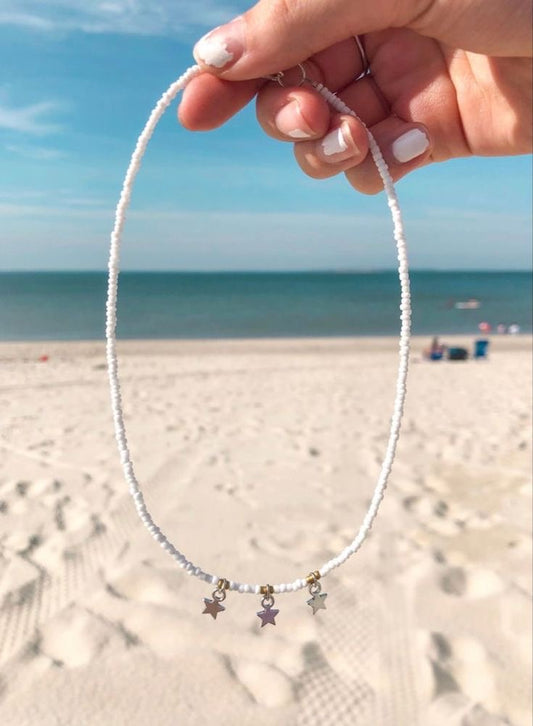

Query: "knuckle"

xmin=344 ymin=166 xmax=384 ymax=195
xmin=295 ymin=150 xmax=338 ymax=179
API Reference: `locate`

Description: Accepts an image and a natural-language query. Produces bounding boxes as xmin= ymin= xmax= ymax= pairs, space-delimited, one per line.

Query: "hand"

xmin=178 ymin=0 xmax=532 ymax=194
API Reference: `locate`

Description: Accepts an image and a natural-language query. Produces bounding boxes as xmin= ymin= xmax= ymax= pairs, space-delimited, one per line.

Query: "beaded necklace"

xmin=106 ymin=63 xmax=411 ymax=627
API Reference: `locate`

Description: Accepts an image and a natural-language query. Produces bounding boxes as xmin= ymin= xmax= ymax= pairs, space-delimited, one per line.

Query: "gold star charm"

xmin=257 ymin=604 xmax=279 ymax=627
xmin=203 ymin=597 xmax=225 ymax=619
xmin=307 ymin=592 xmax=327 ymax=614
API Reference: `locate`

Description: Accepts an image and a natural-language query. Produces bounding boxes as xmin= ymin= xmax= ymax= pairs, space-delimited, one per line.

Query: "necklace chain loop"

xmin=105 ymin=63 xmax=411 ymax=602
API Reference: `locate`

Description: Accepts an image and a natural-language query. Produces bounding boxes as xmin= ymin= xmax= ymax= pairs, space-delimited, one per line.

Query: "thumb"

xmin=193 ymin=0 xmax=403 ymax=80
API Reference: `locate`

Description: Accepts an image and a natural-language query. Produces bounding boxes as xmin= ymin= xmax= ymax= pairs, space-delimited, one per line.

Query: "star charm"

xmin=307 ymin=592 xmax=327 ymax=614
xmin=257 ymin=605 xmax=279 ymax=627
xmin=203 ymin=597 xmax=225 ymax=619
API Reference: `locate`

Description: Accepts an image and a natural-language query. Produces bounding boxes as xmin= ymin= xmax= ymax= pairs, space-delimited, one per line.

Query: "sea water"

xmin=0 ymin=271 xmax=530 ymax=341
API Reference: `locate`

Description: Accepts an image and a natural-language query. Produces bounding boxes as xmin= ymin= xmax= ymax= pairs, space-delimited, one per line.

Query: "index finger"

xmin=179 ymin=37 xmax=367 ymax=131
xmin=178 ymin=73 xmax=264 ymax=130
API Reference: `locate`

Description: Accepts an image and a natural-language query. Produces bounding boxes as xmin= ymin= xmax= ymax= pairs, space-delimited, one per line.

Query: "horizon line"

xmin=0 ymin=268 xmax=531 ymax=275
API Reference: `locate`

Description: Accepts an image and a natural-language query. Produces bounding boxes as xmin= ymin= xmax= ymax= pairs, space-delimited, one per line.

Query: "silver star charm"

xmin=307 ymin=592 xmax=327 ymax=614
xmin=257 ymin=605 xmax=279 ymax=627
xmin=203 ymin=597 xmax=225 ymax=619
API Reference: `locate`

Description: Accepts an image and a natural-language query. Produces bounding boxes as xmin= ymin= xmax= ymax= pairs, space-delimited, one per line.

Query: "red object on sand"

xmin=39 ymin=355 xmax=49 ymax=362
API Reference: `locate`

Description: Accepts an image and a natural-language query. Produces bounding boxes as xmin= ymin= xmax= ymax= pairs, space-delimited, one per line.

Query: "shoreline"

xmin=0 ymin=333 xmax=531 ymax=359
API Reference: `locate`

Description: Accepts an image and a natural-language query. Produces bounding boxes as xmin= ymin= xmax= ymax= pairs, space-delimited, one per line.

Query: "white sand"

xmin=0 ymin=336 xmax=531 ymax=725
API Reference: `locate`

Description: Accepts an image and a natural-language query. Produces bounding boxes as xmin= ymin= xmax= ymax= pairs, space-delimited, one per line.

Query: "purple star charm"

xmin=202 ymin=581 xmax=228 ymax=620
xmin=203 ymin=597 xmax=225 ymax=619
xmin=257 ymin=604 xmax=279 ymax=627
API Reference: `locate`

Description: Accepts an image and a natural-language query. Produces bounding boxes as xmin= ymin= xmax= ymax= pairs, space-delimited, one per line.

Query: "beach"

xmin=0 ymin=335 xmax=531 ymax=725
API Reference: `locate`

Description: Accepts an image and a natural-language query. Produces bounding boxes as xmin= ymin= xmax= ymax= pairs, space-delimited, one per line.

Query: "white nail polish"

xmin=392 ymin=129 xmax=429 ymax=163
xmin=194 ymin=31 xmax=234 ymax=69
xmin=322 ymin=127 xmax=348 ymax=156
xmin=288 ymin=128 xmax=312 ymax=139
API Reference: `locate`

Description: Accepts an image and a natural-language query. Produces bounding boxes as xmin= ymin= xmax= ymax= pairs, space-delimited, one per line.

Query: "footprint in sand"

xmin=403 ymin=495 xmax=462 ymax=535
xmin=39 ymin=605 xmax=127 ymax=667
xmin=26 ymin=478 xmax=63 ymax=499
xmin=440 ymin=566 xmax=504 ymax=599
xmin=120 ymin=604 xmax=198 ymax=658
xmin=108 ymin=562 xmax=182 ymax=607
xmin=0 ymin=489 xmax=141 ymax=666
xmin=249 ymin=521 xmax=331 ymax=564
xmin=403 ymin=495 xmax=435 ymax=518
xmin=426 ymin=692 xmax=510 ymax=726
xmin=230 ymin=658 xmax=294 ymax=708
xmin=0 ymin=556 xmax=40 ymax=600
xmin=425 ymin=631 xmax=500 ymax=716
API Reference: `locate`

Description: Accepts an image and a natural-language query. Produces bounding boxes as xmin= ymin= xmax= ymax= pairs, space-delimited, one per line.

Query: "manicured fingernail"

xmin=392 ymin=128 xmax=429 ymax=163
xmin=193 ymin=18 xmax=245 ymax=70
xmin=321 ymin=124 xmax=358 ymax=161
xmin=274 ymin=100 xmax=313 ymax=139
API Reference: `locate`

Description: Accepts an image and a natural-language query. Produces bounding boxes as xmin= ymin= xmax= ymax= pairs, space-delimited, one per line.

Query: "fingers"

xmin=179 ymin=74 xmax=263 ymax=130
xmin=192 ymin=0 xmax=531 ymax=81
xmin=280 ymin=108 xmax=429 ymax=195
xmin=255 ymin=38 xmax=367 ymax=140
xmin=293 ymin=115 xmax=370 ymax=177
xmin=192 ymin=0 xmax=398 ymax=81
xmin=180 ymin=50 xmax=431 ymax=193
xmin=253 ymin=46 xmax=431 ymax=195
xmin=256 ymin=66 xmax=387 ymax=143
xmin=258 ymin=93 xmax=430 ymax=194
xmin=256 ymin=85 xmax=331 ymax=141
xmin=344 ymin=120 xmax=432 ymax=194
xmin=179 ymin=37 xmax=367 ymax=132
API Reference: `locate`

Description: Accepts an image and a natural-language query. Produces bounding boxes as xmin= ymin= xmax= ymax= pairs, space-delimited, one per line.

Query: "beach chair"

xmin=473 ymin=339 xmax=490 ymax=359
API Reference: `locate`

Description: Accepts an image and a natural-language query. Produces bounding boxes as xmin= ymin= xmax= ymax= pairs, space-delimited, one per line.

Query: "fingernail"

xmin=392 ymin=128 xmax=429 ymax=163
xmin=274 ymin=100 xmax=313 ymax=139
xmin=193 ymin=17 xmax=245 ymax=71
xmin=321 ymin=124 xmax=358 ymax=161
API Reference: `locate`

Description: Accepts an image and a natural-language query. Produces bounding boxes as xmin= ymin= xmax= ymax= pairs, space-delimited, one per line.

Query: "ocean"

xmin=0 ymin=271 xmax=530 ymax=341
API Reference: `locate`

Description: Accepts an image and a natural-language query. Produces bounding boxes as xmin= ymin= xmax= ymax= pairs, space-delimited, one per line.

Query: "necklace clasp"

xmin=263 ymin=63 xmax=308 ymax=88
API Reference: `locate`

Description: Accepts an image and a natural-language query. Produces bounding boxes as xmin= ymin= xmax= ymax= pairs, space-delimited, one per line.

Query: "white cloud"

xmin=0 ymin=12 xmax=54 ymax=30
xmin=0 ymin=202 xmax=109 ymax=218
xmin=0 ymin=190 xmax=48 ymax=202
xmin=0 ymin=1 xmax=246 ymax=36
xmin=0 ymin=99 xmax=63 ymax=135
xmin=6 ymin=143 xmax=67 ymax=160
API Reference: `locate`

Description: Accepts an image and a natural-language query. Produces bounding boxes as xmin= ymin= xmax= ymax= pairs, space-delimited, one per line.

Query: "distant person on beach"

xmin=424 ymin=336 xmax=446 ymax=361
xmin=180 ymin=0 xmax=532 ymax=193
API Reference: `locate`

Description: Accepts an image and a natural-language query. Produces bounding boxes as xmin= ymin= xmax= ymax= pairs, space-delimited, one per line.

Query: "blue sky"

xmin=0 ymin=1 xmax=531 ymax=271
